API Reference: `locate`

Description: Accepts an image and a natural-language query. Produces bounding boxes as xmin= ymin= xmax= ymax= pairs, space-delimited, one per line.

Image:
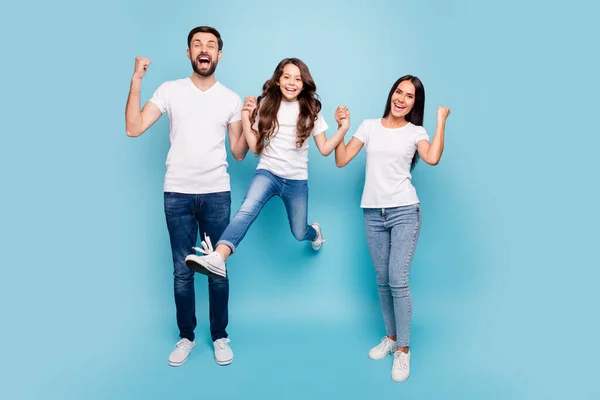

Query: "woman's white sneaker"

xmin=391 ymin=350 xmax=410 ymax=382
xmin=168 ymin=338 xmax=195 ymax=366
xmin=368 ymin=336 xmax=396 ymax=360
xmin=213 ymin=338 xmax=234 ymax=365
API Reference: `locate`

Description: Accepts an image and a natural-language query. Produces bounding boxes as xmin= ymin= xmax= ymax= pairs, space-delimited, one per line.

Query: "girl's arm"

xmin=241 ymin=96 xmax=260 ymax=154
xmin=313 ymin=106 xmax=350 ymax=156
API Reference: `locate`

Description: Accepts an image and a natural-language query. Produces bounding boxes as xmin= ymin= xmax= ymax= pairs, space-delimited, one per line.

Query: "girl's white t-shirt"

xmin=253 ymin=100 xmax=328 ymax=180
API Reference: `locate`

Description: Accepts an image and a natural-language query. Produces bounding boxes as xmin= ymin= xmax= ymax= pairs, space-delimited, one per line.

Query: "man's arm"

xmin=125 ymin=56 xmax=162 ymax=137
xmin=228 ymin=120 xmax=250 ymax=161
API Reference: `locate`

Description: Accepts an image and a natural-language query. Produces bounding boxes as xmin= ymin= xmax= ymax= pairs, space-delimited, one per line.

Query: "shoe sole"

xmin=168 ymin=351 xmax=194 ymax=367
xmin=215 ymin=357 xmax=233 ymax=366
xmin=392 ymin=374 xmax=410 ymax=382
xmin=185 ymin=256 xmax=226 ymax=279
xmin=368 ymin=351 xmax=393 ymax=360
xmin=168 ymin=358 xmax=187 ymax=367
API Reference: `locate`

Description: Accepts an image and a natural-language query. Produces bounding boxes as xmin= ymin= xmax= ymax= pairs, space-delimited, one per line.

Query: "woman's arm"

xmin=417 ymin=106 xmax=451 ymax=165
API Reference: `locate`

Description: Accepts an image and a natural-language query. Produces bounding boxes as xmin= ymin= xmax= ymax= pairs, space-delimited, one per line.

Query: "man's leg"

xmin=164 ymin=192 xmax=198 ymax=366
xmin=198 ymin=191 xmax=234 ymax=365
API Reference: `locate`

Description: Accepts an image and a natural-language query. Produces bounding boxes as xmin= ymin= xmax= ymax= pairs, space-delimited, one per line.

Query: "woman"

xmin=335 ymin=75 xmax=451 ymax=382
xmin=185 ymin=58 xmax=349 ymax=278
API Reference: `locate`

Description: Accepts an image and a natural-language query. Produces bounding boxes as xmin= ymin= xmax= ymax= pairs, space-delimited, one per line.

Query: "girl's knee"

xmin=291 ymin=224 xmax=310 ymax=241
xmin=292 ymin=229 xmax=306 ymax=241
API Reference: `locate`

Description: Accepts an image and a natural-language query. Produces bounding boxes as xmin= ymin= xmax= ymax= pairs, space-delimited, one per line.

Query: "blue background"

xmin=1 ymin=0 xmax=599 ymax=399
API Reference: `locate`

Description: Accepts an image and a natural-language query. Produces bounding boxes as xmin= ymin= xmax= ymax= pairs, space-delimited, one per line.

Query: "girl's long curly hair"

xmin=251 ymin=58 xmax=321 ymax=154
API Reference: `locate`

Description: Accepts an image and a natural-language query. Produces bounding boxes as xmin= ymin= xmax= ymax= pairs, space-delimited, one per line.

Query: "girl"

xmin=185 ymin=58 xmax=349 ymax=278
xmin=334 ymin=75 xmax=451 ymax=382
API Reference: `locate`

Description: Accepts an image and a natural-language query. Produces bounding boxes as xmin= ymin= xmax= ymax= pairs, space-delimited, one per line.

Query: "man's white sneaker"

xmin=185 ymin=252 xmax=227 ymax=278
xmin=168 ymin=338 xmax=195 ymax=367
xmin=391 ymin=350 xmax=410 ymax=382
xmin=368 ymin=336 xmax=396 ymax=360
xmin=213 ymin=338 xmax=234 ymax=366
xmin=311 ymin=222 xmax=325 ymax=250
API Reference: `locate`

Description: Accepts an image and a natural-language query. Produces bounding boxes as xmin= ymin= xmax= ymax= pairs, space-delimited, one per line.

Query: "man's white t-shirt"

xmin=353 ymin=119 xmax=430 ymax=208
xmin=149 ymin=78 xmax=242 ymax=194
xmin=252 ymin=100 xmax=328 ymax=180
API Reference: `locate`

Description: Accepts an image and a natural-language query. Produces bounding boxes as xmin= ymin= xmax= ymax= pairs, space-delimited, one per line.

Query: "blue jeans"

xmin=364 ymin=204 xmax=422 ymax=347
xmin=164 ymin=191 xmax=231 ymax=342
xmin=217 ymin=169 xmax=317 ymax=252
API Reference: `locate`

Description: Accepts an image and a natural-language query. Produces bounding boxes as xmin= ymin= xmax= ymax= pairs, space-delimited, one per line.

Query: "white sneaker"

xmin=368 ymin=336 xmax=396 ymax=360
xmin=185 ymin=252 xmax=227 ymax=278
xmin=391 ymin=350 xmax=410 ymax=382
xmin=311 ymin=222 xmax=325 ymax=250
xmin=168 ymin=338 xmax=195 ymax=367
xmin=213 ymin=338 xmax=234 ymax=366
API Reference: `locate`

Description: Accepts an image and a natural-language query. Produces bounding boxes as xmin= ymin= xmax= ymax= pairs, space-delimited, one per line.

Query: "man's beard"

xmin=191 ymin=57 xmax=218 ymax=77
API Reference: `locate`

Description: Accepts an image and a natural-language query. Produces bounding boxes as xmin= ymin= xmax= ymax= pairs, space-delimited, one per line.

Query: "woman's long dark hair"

xmin=251 ymin=58 xmax=321 ymax=155
xmin=383 ymin=75 xmax=425 ymax=171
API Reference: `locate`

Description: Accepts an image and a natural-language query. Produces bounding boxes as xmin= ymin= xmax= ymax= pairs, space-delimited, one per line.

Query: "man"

xmin=125 ymin=26 xmax=248 ymax=366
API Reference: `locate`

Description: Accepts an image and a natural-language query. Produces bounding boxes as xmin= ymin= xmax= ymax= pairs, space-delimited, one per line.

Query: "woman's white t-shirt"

xmin=353 ymin=119 xmax=430 ymax=208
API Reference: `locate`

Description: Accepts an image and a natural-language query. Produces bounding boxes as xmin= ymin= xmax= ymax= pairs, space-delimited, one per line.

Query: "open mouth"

xmin=284 ymin=86 xmax=298 ymax=95
xmin=197 ymin=55 xmax=211 ymax=67
xmin=393 ymin=101 xmax=406 ymax=112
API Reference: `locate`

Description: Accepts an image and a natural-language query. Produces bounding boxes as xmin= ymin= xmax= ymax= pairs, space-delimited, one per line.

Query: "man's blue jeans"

xmin=164 ymin=191 xmax=231 ymax=342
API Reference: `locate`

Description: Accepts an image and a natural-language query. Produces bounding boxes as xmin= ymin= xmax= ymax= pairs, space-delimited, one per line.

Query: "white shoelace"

xmin=375 ymin=337 xmax=393 ymax=351
xmin=176 ymin=339 xmax=193 ymax=349
xmin=214 ymin=338 xmax=230 ymax=350
xmin=192 ymin=250 xmax=219 ymax=261
xmin=393 ymin=351 xmax=409 ymax=370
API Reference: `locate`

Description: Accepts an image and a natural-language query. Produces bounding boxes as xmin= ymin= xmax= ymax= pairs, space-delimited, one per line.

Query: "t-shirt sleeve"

xmin=415 ymin=126 xmax=430 ymax=144
xmin=229 ymin=95 xmax=242 ymax=124
xmin=311 ymin=112 xmax=328 ymax=136
xmin=353 ymin=120 xmax=368 ymax=144
xmin=148 ymin=82 xmax=169 ymax=114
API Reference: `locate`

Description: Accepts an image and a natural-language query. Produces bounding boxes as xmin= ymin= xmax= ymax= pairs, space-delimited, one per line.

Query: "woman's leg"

xmin=387 ymin=204 xmax=422 ymax=351
xmin=364 ymin=208 xmax=396 ymax=338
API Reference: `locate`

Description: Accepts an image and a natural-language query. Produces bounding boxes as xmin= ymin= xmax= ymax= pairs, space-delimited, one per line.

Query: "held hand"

xmin=335 ymin=105 xmax=350 ymax=130
xmin=242 ymin=96 xmax=257 ymax=117
xmin=436 ymin=106 xmax=451 ymax=122
xmin=133 ymin=56 xmax=151 ymax=79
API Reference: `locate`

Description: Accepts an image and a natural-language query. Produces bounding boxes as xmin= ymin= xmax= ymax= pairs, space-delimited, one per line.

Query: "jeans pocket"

xmin=414 ymin=203 xmax=422 ymax=223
